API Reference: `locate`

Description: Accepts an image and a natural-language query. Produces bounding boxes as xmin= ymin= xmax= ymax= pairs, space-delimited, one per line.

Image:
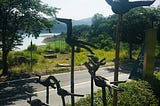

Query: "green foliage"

xmin=46 ymin=68 xmax=70 ymax=74
xmin=74 ymin=49 xmax=116 ymax=66
xmin=8 ymin=51 xmax=38 ymax=66
xmin=45 ymin=40 xmax=69 ymax=53
xmin=27 ymin=44 xmax=37 ymax=52
xmin=151 ymin=72 xmax=160 ymax=101
xmin=72 ymin=80 xmax=158 ymax=106
xmin=0 ymin=58 xmax=2 ymax=69
xmin=121 ymin=7 xmax=160 ymax=59
xmin=71 ymin=81 xmax=158 ymax=106
xmin=54 ymin=47 xmax=60 ymax=53
xmin=75 ymin=52 xmax=88 ymax=65
xmin=91 ymin=13 xmax=107 ymax=37
xmin=87 ymin=13 xmax=113 ymax=49
xmin=154 ymin=72 xmax=160 ymax=80
xmin=118 ymin=80 xmax=159 ymax=106
xmin=67 ymin=90 xmax=112 ymax=106
xmin=96 ymin=34 xmax=114 ymax=51
xmin=72 ymin=25 xmax=90 ymax=38
xmin=71 ymin=7 xmax=160 ymax=59
xmin=94 ymin=49 xmax=114 ymax=61
xmin=8 ymin=49 xmax=119 ymax=75
xmin=0 ymin=0 xmax=58 ymax=75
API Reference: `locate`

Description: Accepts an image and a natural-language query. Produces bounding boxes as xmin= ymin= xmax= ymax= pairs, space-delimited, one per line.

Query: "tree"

xmin=72 ymin=25 xmax=90 ymax=39
xmin=87 ymin=13 xmax=116 ymax=50
xmin=0 ymin=0 xmax=58 ymax=75
xmin=122 ymin=7 xmax=160 ymax=59
xmin=90 ymin=13 xmax=106 ymax=38
xmin=97 ymin=33 xmax=114 ymax=51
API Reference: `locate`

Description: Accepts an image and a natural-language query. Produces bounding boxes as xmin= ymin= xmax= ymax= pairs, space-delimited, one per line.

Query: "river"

xmin=16 ymin=33 xmax=60 ymax=50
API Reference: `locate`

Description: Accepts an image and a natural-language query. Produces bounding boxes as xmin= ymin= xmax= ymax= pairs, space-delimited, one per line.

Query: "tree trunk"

xmin=129 ymin=43 xmax=133 ymax=60
xmin=1 ymin=11 xmax=9 ymax=76
xmin=1 ymin=32 xmax=9 ymax=76
xmin=2 ymin=47 xmax=9 ymax=76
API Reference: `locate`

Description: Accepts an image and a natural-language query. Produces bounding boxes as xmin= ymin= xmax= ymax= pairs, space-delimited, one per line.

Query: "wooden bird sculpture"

xmin=36 ymin=74 xmax=56 ymax=89
xmin=48 ymin=76 xmax=84 ymax=106
xmin=25 ymin=92 xmax=49 ymax=106
xmin=36 ymin=75 xmax=56 ymax=104
xmin=56 ymin=18 xmax=97 ymax=54
xmin=105 ymin=0 xmax=155 ymax=14
xmin=48 ymin=76 xmax=83 ymax=97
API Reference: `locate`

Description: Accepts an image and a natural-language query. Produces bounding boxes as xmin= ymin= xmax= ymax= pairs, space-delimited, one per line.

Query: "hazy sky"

xmin=42 ymin=0 xmax=160 ymax=20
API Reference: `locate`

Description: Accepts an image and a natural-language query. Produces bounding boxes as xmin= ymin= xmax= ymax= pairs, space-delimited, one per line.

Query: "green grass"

xmin=6 ymin=48 xmax=117 ymax=75
xmin=44 ymin=40 xmax=70 ymax=52
xmin=0 ymin=39 xmax=130 ymax=79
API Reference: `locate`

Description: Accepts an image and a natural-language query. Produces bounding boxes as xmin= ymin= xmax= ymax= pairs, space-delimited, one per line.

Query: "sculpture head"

xmin=105 ymin=0 xmax=156 ymax=14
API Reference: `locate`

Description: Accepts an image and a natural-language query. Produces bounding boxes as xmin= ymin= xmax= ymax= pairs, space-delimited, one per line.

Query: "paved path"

xmin=0 ymin=66 xmax=129 ymax=106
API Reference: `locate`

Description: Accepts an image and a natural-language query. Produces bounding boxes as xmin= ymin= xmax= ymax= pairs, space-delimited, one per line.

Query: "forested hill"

xmin=72 ymin=17 xmax=92 ymax=26
xmin=41 ymin=17 xmax=92 ymax=33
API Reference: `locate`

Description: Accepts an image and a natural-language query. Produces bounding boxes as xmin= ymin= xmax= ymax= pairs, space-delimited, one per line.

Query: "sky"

xmin=42 ymin=0 xmax=160 ymax=20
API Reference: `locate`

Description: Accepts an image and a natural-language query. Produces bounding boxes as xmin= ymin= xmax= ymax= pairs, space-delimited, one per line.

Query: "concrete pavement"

xmin=0 ymin=66 xmax=129 ymax=106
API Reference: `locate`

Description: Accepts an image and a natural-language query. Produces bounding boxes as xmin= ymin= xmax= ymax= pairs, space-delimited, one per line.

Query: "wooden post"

xmin=46 ymin=86 xmax=49 ymax=104
xmin=71 ymin=45 xmax=75 ymax=106
xmin=56 ymin=18 xmax=75 ymax=106
xmin=30 ymin=40 xmax=33 ymax=73
xmin=91 ymin=75 xmax=94 ymax=106
xmin=143 ymin=28 xmax=157 ymax=80
xmin=113 ymin=14 xmax=122 ymax=106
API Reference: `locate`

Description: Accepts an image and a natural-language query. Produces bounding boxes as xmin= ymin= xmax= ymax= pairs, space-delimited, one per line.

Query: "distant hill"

xmin=72 ymin=17 xmax=92 ymax=26
xmin=41 ymin=17 xmax=92 ymax=33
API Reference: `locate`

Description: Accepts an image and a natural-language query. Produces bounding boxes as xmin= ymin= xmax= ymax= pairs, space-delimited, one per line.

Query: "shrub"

xmin=118 ymin=80 xmax=159 ymax=106
xmin=71 ymin=80 xmax=158 ymax=106
xmin=27 ymin=44 xmax=37 ymax=52
xmin=54 ymin=47 xmax=60 ymax=53
xmin=151 ymin=72 xmax=160 ymax=105
xmin=8 ymin=52 xmax=15 ymax=66
xmin=0 ymin=58 xmax=2 ymax=69
xmin=8 ymin=51 xmax=39 ymax=66
xmin=94 ymin=49 xmax=115 ymax=61
xmin=154 ymin=72 xmax=160 ymax=80
xmin=67 ymin=90 xmax=112 ymax=106
xmin=46 ymin=43 xmax=53 ymax=50
xmin=64 ymin=44 xmax=71 ymax=52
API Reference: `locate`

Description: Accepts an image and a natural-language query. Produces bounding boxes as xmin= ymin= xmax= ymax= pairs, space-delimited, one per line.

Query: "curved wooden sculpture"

xmin=26 ymin=92 xmax=49 ymax=106
xmin=36 ymin=75 xmax=56 ymax=89
xmin=56 ymin=18 xmax=97 ymax=54
xmin=36 ymin=75 xmax=56 ymax=104
xmin=105 ymin=0 xmax=155 ymax=14
xmin=85 ymin=56 xmax=106 ymax=76
xmin=48 ymin=76 xmax=84 ymax=106
xmin=26 ymin=74 xmax=57 ymax=106
xmin=85 ymin=56 xmax=124 ymax=106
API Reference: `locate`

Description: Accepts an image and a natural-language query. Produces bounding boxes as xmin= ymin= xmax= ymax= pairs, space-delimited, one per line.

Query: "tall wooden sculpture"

xmin=105 ymin=0 xmax=155 ymax=105
xmin=56 ymin=18 xmax=97 ymax=106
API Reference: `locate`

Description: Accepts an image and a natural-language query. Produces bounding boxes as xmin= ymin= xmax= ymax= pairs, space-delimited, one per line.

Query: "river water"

xmin=16 ymin=33 xmax=59 ymax=50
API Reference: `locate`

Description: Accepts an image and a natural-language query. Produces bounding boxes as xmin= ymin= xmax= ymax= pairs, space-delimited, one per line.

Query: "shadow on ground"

xmin=103 ymin=62 xmax=134 ymax=74
xmin=0 ymin=78 xmax=37 ymax=105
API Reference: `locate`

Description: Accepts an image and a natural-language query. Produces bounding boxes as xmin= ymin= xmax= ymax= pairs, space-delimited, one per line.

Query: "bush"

xmin=67 ymin=90 xmax=112 ymax=106
xmin=54 ymin=47 xmax=60 ymax=53
xmin=71 ymin=80 xmax=158 ymax=106
xmin=151 ymin=72 xmax=160 ymax=105
xmin=27 ymin=44 xmax=37 ymax=52
xmin=118 ymin=80 xmax=159 ymax=106
xmin=0 ymin=58 xmax=2 ymax=69
xmin=8 ymin=51 xmax=38 ymax=66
